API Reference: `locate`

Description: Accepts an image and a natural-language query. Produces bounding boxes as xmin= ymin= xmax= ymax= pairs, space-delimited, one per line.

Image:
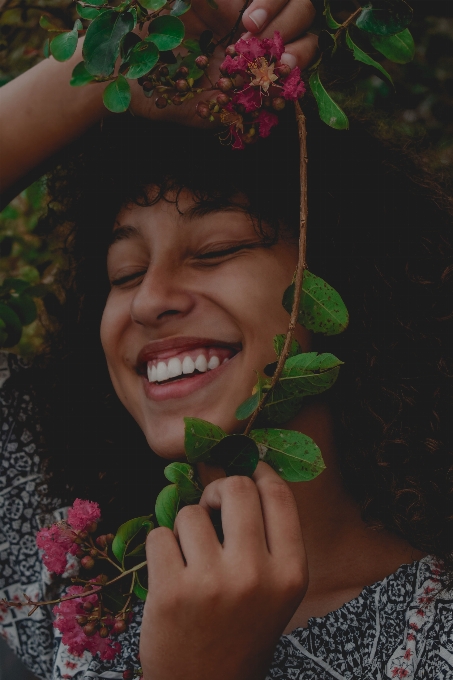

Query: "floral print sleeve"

xmin=1 ymin=351 xmax=453 ymax=680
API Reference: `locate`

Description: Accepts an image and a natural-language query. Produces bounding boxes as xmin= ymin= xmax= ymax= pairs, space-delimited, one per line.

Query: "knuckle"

xmin=281 ymin=566 xmax=308 ymax=599
xmin=146 ymin=525 xmax=172 ymax=547
xmin=225 ymin=475 xmax=255 ymax=496
xmin=263 ymin=479 xmax=295 ymax=506
xmin=175 ymin=503 xmax=207 ymax=527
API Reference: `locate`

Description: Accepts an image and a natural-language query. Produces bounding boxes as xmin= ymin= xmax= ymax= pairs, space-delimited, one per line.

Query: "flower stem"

xmin=244 ymin=101 xmax=308 ymax=435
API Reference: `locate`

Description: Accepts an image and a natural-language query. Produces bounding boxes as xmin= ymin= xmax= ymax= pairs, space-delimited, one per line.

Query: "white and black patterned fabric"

xmin=1 ymin=351 xmax=453 ymax=680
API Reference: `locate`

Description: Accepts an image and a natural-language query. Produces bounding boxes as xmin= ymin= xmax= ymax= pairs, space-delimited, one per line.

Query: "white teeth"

xmin=167 ymin=357 xmax=182 ymax=378
xmin=222 ymin=358 xmax=229 ymax=364
xmin=147 ymin=365 xmax=153 ymax=382
xmin=195 ymin=354 xmax=208 ymax=372
xmin=156 ymin=361 xmax=169 ymax=382
xmin=182 ymin=356 xmax=195 ymax=374
xmin=208 ymin=355 xmax=220 ymax=370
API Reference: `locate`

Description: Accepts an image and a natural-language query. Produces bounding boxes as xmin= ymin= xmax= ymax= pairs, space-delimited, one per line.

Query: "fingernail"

xmin=281 ymin=52 xmax=297 ymax=69
xmin=248 ymin=8 xmax=268 ymax=30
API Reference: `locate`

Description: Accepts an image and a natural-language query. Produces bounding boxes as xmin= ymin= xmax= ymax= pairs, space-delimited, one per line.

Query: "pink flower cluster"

xmin=36 ymin=499 xmax=101 ymax=574
xmin=197 ymin=32 xmax=306 ymax=149
xmin=53 ymin=586 xmax=121 ymax=661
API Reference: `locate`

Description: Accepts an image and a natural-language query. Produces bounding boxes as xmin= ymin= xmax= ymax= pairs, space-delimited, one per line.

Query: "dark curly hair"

xmin=15 ymin=104 xmax=453 ymax=578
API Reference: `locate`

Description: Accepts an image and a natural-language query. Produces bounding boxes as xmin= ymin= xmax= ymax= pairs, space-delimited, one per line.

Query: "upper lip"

xmin=136 ymin=336 xmax=242 ymax=371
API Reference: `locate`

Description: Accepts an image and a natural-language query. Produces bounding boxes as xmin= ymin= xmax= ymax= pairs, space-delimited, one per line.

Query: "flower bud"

xmin=171 ymin=94 xmax=183 ymax=106
xmin=96 ymin=535 xmax=107 ymax=550
xmin=277 ymin=62 xmax=291 ymax=78
xmin=216 ymin=93 xmax=230 ymax=106
xmin=158 ymin=65 xmax=169 ymax=78
xmin=76 ymin=616 xmax=88 ymax=626
xmin=78 ymin=531 xmax=88 ymax=540
xmin=81 ymin=556 xmax=95 ymax=570
xmin=143 ymin=81 xmax=154 ymax=93
xmin=175 ymin=79 xmax=190 ymax=93
xmin=113 ymin=619 xmax=128 ymax=634
xmin=176 ymin=66 xmax=189 ymax=79
xmin=90 ymin=548 xmax=98 ymax=558
xmin=195 ymin=55 xmax=209 ymax=70
xmin=216 ymin=77 xmax=233 ymax=93
xmin=155 ymin=96 xmax=167 ymax=109
xmin=75 ymin=548 xmax=85 ymax=559
xmin=96 ymin=574 xmax=109 ymax=585
xmin=86 ymin=522 xmax=98 ymax=534
xmin=83 ymin=584 xmax=93 ymax=592
xmin=83 ymin=601 xmax=94 ymax=612
xmin=272 ymin=96 xmax=286 ymax=111
xmin=225 ymin=44 xmax=236 ymax=57
xmin=123 ymin=671 xmax=134 ymax=680
xmin=99 ymin=626 xmax=110 ymax=638
xmin=196 ymin=102 xmax=210 ymax=119
xmin=106 ymin=533 xmax=115 ymax=545
xmin=83 ymin=622 xmax=98 ymax=637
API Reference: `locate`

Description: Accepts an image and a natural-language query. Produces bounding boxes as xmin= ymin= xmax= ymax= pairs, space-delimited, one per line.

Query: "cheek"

xmin=100 ymin=294 xmax=128 ymax=365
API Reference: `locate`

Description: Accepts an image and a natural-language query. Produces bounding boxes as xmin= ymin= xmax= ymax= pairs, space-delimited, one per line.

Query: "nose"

xmin=130 ymin=262 xmax=195 ymax=328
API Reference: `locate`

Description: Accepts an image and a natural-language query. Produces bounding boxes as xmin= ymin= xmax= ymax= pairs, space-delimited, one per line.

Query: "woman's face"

xmin=101 ymin=190 xmax=310 ymax=459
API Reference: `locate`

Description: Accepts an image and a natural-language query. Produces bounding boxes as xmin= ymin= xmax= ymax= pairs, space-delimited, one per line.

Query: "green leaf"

xmin=283 ymin=270 xmax=349 ymax=336
xmin=309 ymin=71 xmax=349 ymax=130
xmin=0 ymin=327 xmax=8 ymax=346
xmin=2 ymin=278 xmax=30 ymax=293
xmin=179 ymin=51 xmax=204 ymax=80
xmin=103 ymin=74 xmax=131 ymax=112
xmin=235 ymin=375 xmax=267 ymax=421
xmin=210 ymin=435 xmax=259 ymax=477
xmin=120 ymin=32 xmax=140 ymax=60
xmin=133 ymin=573 xmax=148 ymax=601
xmin=77 ymin=3 xmax=102 ymax=20
xmin=146 ymin=16 xmax=185 ymax=51
xmin=182 ymin=38 xmax=202 ymax=54
xmin=155 ymin=484 xmax=180 ymax=530
xmin=369 ymin=27 xmax=414 ymax=63
xmin=273 ymin=334 xmax=302 ymax=359
xmin=125 ymin=542 xmax=146 ymax=557
xmin=184 ymin=417 xmax=226 ymax=463
xmin=205 ymin=0 xmax=218 ymax=8
xmin=83 ymin=10 xmax=134 ymax=77
xmin=39 ymin=15 xmax=64 ymax=31
xmin=324 ymin=1 xmax=340 ymax=29
xmin=50 ymin=21 xmax=81 ymax=62
xmin=250 ymin=429 xmax=326 ymax=482
xmin=0 ymin=304 xmax=22 ymax=347
xmin=43 ymin=39 xmax=50 ymax=58
xmin=263 ymin=352 xmax=343 ymax=425
xmin=70 ymin=61 xmax=96 ymax=86
xmin=103 ymin=589 xmax=129 ymax=614
xmin=171 ymin=0 xmax=191 ymax=17
xmin=112 ymin=514 xmax=153 ymax=565
xmin=139 ymin=0 xmax=166 ymax=9
xmin=8 ymin=294 xmax=37 ymax=325
xmin=346 ymin=30 xmax=393 ymax=86
xmin=356 ymin=0 xmax=413 ymax=37
xmin=164 ymin=462 xmax=202 ymax=504
xmin=126 ymin=41 xmax=159 ymax=79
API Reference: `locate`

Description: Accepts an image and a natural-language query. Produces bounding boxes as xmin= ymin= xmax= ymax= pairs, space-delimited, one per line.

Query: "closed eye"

xmin=111 ymin=270 xmax=147 ymax=287
xmin=196 ymin=242 xmax=263 ymax=261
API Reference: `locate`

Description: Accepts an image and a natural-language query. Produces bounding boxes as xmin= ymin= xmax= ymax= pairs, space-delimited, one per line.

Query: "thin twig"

xmin=217 ymin=0 xmax=251 ymax=48
xmin=333 ymin=6 xmax=362 ymax=41
xmin=244 ymin=101 xmax=308 ymax=436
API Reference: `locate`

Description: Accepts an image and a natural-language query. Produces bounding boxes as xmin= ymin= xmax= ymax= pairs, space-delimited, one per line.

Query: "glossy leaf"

xmin=140 ymin=0 xmax=166 ymax=9
xmin=155 ymin=484 xmax=180 ymax=530
xmin=264 ymin=352 xmax=343 ymax=425
xmin=8 ymin=294 xmax=37 ymax=325
xmin=120 ymin=32 xmax=140 ymax=60
xmin=309 ymin=71 xmax=349 ymax=130
xmin=103 ymin=75 xmax=131 ymax=112
xmin=250 ymin=428 xmax=326 ymax=482
xmin=112 ymin=514 xmax=153 ymax=564
xmin=235 ymin=375 xmax=268 ymax=421
xmin=324 ymin=1 xmax=340 ymax=29
xmin=146 ymin=16 xmax=185 ymax=51
xmin=126 ymin=41 xmax=159 ymax=79
xmin=369 ymin=27 xmax=414 ymax=63
xmin=77 ymin=4 xmax=101 ymax=20
xmin=83 ymin=10 xmax=134 ymax=77
xmin=171 ymin=0 xmax=191 ymax=17
xmin=273 ymin=335 xmax=302 ymax=359
xmin=0 ymin=304 xmax=22 ymax=347
xmin=356 ymin=0 xmax=413 ymax=37
xmin=164 ymin=462 xmax=202 ymax=504
xmin=50 ymin=20 xmax=81 ymax=62
xmin=43 ymin=39 xmax=50 ymax=58
xmin=184 ymin=417 xmax=226 ymax=463
xmin=209 ymin=435 xmax=259 ymax=477
xmin=182 ymin=38 xmax=201 ymax=54
xmin=70 ymin=61 xmax=96 ymax=86
xmin=346 ymin=30 xmax=393 ymax=85
xmin=133 ymin=573 xmax=148 ymax=601
xmin=283 ymin=270 xmax=349 ymax=336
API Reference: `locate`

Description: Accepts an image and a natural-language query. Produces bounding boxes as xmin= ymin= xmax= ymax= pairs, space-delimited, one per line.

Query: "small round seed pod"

xmin=155 ymin=96 xmax=167 ymax=109
xmin=158 ymin=65 xmax=169 ymax=77
xmin=196 ymin=102 xmax=210 ymax=119
xmin=195 ymin=55 xmax=209 ymax=70
xmin=99 ymin=626 xmax=110 ymax=638
xmin=143 ymin=81 xmax=154 ymax=93
xmin=216 ymin=77 xmax=234 ymax=93
xmin=272 ymin=96 xmax=286 ymax=111
xmin=175 ymin=79 xmax=190 ymax=93
xmin=225 ymin=44 xmax=236 ymax=57
xmin=113 ymin=619 xmax=128 ymax=634
xmin=83 ymin=622 xmax=98 ymax=637
xmin=171 ymin=94 xmax=183 ymax=106
xmin=176 ymin=66 xmax=189 ymax=79
xmin=216 ymin=93 xmax=230 ymax=106
xmin=81 ymin=555 xmax=95 ymax=570
xmin=277 ymin=62 xmax=291 ymax=78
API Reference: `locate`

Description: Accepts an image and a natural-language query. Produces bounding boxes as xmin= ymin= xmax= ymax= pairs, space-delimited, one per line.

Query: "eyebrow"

xmin=109 ymin=224 xmax=142 ymax=247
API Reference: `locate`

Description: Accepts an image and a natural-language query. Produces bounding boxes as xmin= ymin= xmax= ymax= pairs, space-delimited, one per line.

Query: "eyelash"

xmin=110 ymin=244 xmax=259 ymax=286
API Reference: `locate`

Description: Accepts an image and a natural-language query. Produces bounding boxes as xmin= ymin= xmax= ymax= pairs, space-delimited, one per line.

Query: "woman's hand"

xmin=130 ymin=0 xmax=318 ymax=124
xmin=139 ymin=462 xmax=308 ymax=680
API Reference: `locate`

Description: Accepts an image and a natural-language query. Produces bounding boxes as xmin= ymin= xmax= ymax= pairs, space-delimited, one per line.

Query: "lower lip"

xmin=142 ymin=354 xmax=239 ymax=402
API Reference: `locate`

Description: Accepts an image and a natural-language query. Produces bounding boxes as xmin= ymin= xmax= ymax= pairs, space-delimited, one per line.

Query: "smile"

xmin=146 ymin=346 xmax=234 ymax=385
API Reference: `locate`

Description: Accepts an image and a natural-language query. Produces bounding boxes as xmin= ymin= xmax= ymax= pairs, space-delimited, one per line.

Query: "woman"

xmin=1 ymin=1 xmax=452 ymax=679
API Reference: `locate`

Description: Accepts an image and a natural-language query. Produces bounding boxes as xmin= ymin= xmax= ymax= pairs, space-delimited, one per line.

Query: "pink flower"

xmin=53 ymin=586 xmax=121 ymax=661
xmin=233 ymin=87 xmax=261 ymax=112
xmin=256 ymin=110 xmax=279 ymax=138
xmin=230 ymin=126 xmax=245 ymax=150
xmin=67 ymin=499 xmax=101 ymax=532
xmin=262 ymin=32 xmax=284 ymax=60
xmin=282 ymin=67 xmax=306 ymax=101
xmin=36 ymin=524 xmax=78 ymax=575
xmin=220 ymin=54 xmax=248 ymax=75
xmin=234 ymin=35 xmax=266 ymax=61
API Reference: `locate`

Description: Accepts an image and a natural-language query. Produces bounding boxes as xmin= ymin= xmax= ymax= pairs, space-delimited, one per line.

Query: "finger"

xmin=279 ymin=33 xmax=319 ymax=72
xmin=173 ymin=504 xmax=222 ymax=565
xmin=242 ymin=0 xmax=290 ymax=35
xmin=199 ymin=475 xmax=267 ymax=555
xmin=246 ymin=0 xmax=316 ymax=44
xmin=145 ymin=526 xmax=185 ymax=585
xmin=252 ymin=462 xmax=305 ymax=562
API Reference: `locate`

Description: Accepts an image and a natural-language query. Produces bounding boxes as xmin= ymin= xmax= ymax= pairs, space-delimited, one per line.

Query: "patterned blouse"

xmin=1 ymin=351 xmax=453 ymax=680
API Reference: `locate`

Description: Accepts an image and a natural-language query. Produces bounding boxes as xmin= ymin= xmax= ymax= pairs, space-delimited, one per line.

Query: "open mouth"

xmin=140 ymin=345 xmax=239 ymax=386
